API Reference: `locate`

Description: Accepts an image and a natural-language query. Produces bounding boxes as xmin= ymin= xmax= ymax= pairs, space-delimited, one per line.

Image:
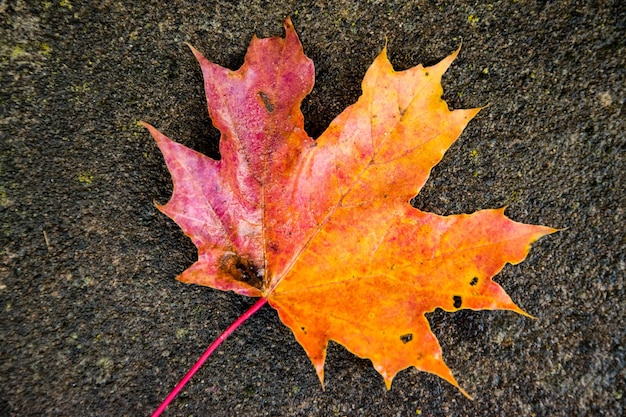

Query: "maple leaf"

xmin=143 ymin=17 xmax=555 ymax=401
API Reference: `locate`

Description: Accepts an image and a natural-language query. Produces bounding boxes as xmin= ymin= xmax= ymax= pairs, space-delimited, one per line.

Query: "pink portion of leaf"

xmin=144 ymin=18 xmax=315 ymax=293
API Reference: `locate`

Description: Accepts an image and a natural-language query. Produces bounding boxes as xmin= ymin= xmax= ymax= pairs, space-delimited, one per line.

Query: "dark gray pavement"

xmin=1 ymin=1 xmax=624 ymax=416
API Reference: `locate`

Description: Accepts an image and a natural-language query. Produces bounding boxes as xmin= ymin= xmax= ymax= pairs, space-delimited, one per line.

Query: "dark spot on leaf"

xmin=268 ymin=240 xmax=279 ymax=253
xmin=400 ymin=334 xmax=413 ymax=344
xmin=219 ymin=253 xmax=263 ymax=290
xmin=424 ymin=72 xmax=429 ymax=76
xmin=470 ymin=277 xmax=478 ymax=286
xmin=453 ymin=295 xmax=462 ymax=309
xmin=399 ymin=107 xmax=406 ymax=116
xmin=258 ymin=91 xmax=274 ymax=113
xmin=301 ymin=326 xmax=307 ymax=334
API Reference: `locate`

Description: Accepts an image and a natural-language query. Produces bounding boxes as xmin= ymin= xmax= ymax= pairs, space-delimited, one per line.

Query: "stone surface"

xmin=1 ymin=1 xmax=623 ymax=416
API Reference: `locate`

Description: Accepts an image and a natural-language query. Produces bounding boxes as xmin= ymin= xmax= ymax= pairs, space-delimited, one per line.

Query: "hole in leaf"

xmin=470 ymin=277 xmax=478 ymax=286
xmin=400 ymin=334 xmax=413 ymax=344
xmin=453 ymin=295 xmax=462 ymax=309
xmin=258 ymin=91 xmax=275 ymax=113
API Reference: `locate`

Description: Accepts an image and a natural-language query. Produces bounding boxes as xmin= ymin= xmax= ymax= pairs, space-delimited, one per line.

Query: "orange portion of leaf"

xmin=144 ymin=18 xmax=556 ymax=395
xmin=270 ymin=208 xmax=553 ymax=392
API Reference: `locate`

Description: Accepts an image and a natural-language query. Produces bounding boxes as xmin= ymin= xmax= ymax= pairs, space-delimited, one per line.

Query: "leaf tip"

xmin=283 ymin=15 xmax=294 ymax=29
xmin=372 ymin=45 xmax=391 ymax=73
xmin=282 ymin=16 xmax=301 ymax=43
xmin=459 ymin=386 xmax=473 ymax=400
xmin=185 ymin=42 xmax=205 ymax=64
xmin=383 ymin=375 xmax=393 ymax=391
xmin=141 ymin=121 xmax=171 ymax=149
xmin=431 ymin=44 xmax=462 ymax=77
xmin=153 ymin=198 xmax=166 ymax=213
xmin=141 ymin=121 xmax=161 ymax=140
xmin=314 ymin=361 xmax=326 ymax=391
xmin=440 ymin=370 xmax=473 ymax=399
xmin=511 ymin=304 xmax=537 ymax=319
xmin=450 ymin=42 xmax=462 ymax=60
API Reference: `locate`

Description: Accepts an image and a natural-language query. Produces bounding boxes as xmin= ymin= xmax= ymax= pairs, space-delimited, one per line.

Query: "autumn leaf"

xmin=143 ymin=17 xmax=555 ymax=402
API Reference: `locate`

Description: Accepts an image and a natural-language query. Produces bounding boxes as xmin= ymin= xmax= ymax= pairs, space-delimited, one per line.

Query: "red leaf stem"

xmin=151 ymin=297 xmax=268 ymax=417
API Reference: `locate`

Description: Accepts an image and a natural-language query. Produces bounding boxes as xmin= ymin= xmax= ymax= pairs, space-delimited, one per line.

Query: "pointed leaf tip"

xmin=283 ymin=15 xmax=294 ymax=29
xmin=185 ymin=42 xmax=204 ymax=62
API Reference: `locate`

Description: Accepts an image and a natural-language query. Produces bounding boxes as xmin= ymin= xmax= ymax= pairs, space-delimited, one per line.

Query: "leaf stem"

xmin=151 ymin=297 xmax=269 ymax=417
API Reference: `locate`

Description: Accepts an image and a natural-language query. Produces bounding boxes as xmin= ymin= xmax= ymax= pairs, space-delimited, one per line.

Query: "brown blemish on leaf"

xmin=219 ymin=253 xmax=263 ymax=290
